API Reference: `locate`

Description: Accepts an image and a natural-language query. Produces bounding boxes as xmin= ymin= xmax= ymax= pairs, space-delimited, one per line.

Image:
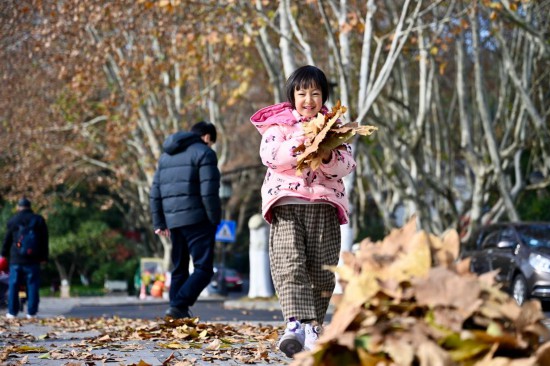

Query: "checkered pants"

xmin=269 ymin=204 xmax=341 ymax=325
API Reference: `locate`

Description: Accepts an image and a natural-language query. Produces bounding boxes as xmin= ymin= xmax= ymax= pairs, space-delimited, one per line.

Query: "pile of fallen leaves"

xmin=293 ymin=101 xmax=377 ymax=175
xmin=294 ymin=217 xmax=550 ymax=366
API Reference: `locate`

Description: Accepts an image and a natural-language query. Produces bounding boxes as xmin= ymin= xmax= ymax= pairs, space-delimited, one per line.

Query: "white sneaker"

xmin=278 ymin=319 xmax=305 ymax=358
xmin=6 ymin=313 xmax=16 ymax=319
xmin=26 ymin=314 xmax=37 ymax=319
xmin=304 ymin=323 xmax=322 ymax=351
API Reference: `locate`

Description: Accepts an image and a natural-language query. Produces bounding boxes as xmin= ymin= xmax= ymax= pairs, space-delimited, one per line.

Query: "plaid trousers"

xmin=269 ymin=204 xmax=341 ymax=325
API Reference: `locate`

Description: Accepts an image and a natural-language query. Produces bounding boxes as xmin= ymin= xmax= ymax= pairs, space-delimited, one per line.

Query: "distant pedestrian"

xmin=250 ymin=65 xmax=357 ymax=357
xmin=150 ymin=121 xmax=221 ymax=319
xmin=1 ymin=198 xmax=49 ymax=319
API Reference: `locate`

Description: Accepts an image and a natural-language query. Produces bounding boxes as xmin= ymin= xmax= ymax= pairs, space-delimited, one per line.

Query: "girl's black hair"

xmin=285 ymin=65 xmax=329 ymax=109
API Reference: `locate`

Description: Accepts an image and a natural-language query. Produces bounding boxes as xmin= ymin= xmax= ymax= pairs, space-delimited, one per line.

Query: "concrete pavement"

xmin=0 ymin=295 xmax=295 ymax=365
xmin=37 ymin=292 xmax=233 ymax=317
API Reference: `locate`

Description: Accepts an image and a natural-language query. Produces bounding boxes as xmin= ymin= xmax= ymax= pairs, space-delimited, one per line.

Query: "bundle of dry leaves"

xmin=293 ymin=217 xmax=550 ymax=366
xmin=293 ymin=101 xmax=378 ymax=175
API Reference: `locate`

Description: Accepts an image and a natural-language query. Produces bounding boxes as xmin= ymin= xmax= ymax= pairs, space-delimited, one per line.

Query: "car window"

xmin=481 ymin=230 xmax=500 ymax=249
xmin=516 ymin=224 xmax=550 ymax=247
xmin=468 ymin=227 xmax=490 ymax=250
xmin=500 ymin=227 xmax=517 ymax=242
xmin=225 ymin=269 xmax=238 ymax=277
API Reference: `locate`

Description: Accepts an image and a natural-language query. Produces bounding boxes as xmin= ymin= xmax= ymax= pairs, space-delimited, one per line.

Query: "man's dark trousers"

xmin=169 ymin=221 xmax=216 ymax=310
xmin=8 ymin=263 xmax=40 ymax=316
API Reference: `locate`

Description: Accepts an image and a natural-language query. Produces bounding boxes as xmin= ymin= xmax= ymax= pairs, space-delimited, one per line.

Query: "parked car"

xmin=210 ymin=267 xmax=244 ymax=292
xmin=461 ymin=222 xmax=550 ymax=306
xmin=223 ymin=268 xmax=244 ymax=291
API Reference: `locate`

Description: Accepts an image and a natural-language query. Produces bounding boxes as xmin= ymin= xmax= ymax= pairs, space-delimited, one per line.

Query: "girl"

xmin=250 ymin=65 xmax=356 ymax=357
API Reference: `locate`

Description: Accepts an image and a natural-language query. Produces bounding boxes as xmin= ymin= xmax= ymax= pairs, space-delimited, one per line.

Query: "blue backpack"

xmin=15 ymin=216 xmax=39 ymax=256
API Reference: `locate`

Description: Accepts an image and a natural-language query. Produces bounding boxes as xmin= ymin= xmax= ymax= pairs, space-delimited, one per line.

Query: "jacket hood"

xmin=250 ymin=102 xmax=298 ymax=135
xmin=163 ymin=131 xmax=204 ymax=155
xmin=250 ymin=102 xmax=329 ymax=135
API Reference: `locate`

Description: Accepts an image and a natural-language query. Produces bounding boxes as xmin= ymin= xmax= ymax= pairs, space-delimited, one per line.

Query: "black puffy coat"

xmin=1 ymin=208 xmax=49 ymax=264
xmin=150 ymin=131 xmax=221 ymax=230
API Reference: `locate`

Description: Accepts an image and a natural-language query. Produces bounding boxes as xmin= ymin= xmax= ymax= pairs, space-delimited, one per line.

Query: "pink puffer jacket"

xmin=250 ymin=102 xmax=356 ymax=224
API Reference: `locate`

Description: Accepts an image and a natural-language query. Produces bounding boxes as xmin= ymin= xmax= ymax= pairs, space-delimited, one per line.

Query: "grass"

xmin=39 ymin=284 xmax=106 ymax=297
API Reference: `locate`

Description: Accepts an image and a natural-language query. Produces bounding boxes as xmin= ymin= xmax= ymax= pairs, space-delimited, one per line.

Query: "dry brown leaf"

xmin=356 ymin=347 xmax=388 ymax=366
xmin=413 ymin=267 xmax=481 ymax=312
xmin=417 ymin=341 xmax=454 ymax=366
xmin=455 ymin=258 xmax=472 ymax=276
xmin=516 ymin=300 xmax=545 ymax=330
xmin=317 ymin=304 xmax=362 ymax=343
xmin=441 ymin=229 xmax=460 ymax=261
xmin=172 ymin=361 xmax=196 ymax=366
xmin=204 ymin=338 xmax=222 ymax=351
xmin=293 ymin=101 xmax=377 ymax=175
xmin=535 ymin=342 xmax=550 ymax=365
xmin=129 ymin=360 xmax=153 ymax=366
xmin=384 ymin=335 xmax=415 ymax=365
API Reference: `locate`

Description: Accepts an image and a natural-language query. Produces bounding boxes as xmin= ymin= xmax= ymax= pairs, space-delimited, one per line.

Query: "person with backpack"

xmin=1 ymin=197 xmax=49 ymax=319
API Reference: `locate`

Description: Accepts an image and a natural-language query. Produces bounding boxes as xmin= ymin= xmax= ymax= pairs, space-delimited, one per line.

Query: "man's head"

xmin=17 ymin=197 xmax=31 ymax=211
xmin=191 ymin=121 xmax=217 ymax=147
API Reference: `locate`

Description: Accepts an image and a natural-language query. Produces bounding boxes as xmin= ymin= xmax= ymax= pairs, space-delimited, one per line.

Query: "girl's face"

xmin=294 ymin=85 xmax=323 ymax=119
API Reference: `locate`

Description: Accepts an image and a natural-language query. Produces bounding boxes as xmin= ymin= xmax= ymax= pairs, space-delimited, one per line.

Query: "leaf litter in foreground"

xmin=292 ymin=216 xmax=550 ymax=366
xmin=0 ymin=315 xmax=288 ymax=365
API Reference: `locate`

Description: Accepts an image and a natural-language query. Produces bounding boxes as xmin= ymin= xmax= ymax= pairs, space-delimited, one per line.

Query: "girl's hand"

xmin=320 ymin=145 xmax=346 ymax=163
xmin=320 ymin=148 xmax=332 ymax=163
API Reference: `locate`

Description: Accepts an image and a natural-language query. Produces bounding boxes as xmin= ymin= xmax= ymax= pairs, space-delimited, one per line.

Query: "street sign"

xmin=215 ymin=220 xmax=236 ymax=243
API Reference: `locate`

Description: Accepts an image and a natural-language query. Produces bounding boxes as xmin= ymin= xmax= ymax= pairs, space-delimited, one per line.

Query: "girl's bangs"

xmin=295 ymin=79 xmax=319 ymax=91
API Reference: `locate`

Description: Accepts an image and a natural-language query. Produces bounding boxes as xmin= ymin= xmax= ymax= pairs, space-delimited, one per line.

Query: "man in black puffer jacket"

xmin=150 ymin=121 xmax=221 ymax=319
xmin=1 ymin=198 xmax=49 ymax=319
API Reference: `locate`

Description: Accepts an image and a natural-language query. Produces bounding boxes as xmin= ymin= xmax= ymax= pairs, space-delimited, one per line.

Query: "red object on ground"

xmin=0 ymin=256 xmax=7 ymax=272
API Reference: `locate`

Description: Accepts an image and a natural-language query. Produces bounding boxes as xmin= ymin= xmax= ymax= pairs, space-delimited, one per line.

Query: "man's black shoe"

xmin=165 ymin=306 xmax=190 ymax=319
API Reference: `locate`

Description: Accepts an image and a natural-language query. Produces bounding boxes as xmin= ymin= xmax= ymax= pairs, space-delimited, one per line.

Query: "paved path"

xmin=35 ymin=293 xmax=286 ymax=317
xmin=0 ymin=295 xmax=296 ymax=365
xmin=2 ymin=320 xmax=291 ymax=365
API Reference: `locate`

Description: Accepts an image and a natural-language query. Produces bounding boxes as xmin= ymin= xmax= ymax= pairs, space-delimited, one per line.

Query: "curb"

xmin=36 ymin=294 xmax=227 ymax=317
xmin=224 ymin=299 xmax=281 ymax=311
xmin=41 ymin=293 xmax=226 ymax=306
xmin=224 ymin=299 xmax=335 ymax=314
xmin=39 ymin=296 xmax=332 ymax=313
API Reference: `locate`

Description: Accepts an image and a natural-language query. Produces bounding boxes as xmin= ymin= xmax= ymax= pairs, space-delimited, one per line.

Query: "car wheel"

xmin=512 ymin=274 xmax=528 ymax=306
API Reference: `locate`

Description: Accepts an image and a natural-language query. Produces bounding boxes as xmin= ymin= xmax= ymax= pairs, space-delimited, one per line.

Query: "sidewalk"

xmin=38 ymin=295 xmax=169 ymax=317
xmin=35 ymin=292 xmax=284 ymax=317
xmin=0 ymin=295 xmax=293 ymax=365
xmin=37 ymin=293 xmax=221 ymax=317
